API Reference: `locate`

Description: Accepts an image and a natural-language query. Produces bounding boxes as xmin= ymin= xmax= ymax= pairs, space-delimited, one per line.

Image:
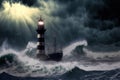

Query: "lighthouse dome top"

xmin=38 ymin=18 xmax=44 ymax=25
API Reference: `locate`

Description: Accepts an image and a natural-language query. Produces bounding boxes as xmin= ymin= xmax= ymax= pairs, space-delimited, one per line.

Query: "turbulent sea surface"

xmin=0 ymin=40 xmax=120 ymax=80
xmin=1 ymin=67 xmax=120 ymax=80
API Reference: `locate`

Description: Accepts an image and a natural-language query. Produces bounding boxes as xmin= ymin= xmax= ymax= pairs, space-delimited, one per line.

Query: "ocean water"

xmin=1 ymin=67 xmax=120 ymax=80
xmin=0 ymin=40 xmax=120 ymax=80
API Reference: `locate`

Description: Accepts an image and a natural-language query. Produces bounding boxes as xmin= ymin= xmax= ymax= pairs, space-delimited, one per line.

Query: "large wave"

xmin=0 ymin=40 xmax=120 ymax=77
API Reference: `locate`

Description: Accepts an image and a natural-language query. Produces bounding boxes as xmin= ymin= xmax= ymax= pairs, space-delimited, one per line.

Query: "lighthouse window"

xmin=37 ymin=34 xmax=44 ymax=38
xmin=37 ymin=34 xmax=40 ymax=38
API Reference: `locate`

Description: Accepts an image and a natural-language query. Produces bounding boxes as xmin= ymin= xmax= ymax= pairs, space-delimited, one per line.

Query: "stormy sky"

xmin=0 ymin=0 xmax=120 ymax=50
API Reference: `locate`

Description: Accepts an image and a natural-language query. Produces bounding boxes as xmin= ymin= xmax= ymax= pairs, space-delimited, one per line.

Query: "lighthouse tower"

xmin=36 ymin=18 xmax=47 ymax=60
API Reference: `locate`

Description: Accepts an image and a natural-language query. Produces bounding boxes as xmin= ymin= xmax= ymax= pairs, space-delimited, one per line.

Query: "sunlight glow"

xmin=0 ymin=1 xmax=40 ymax=41
xmin=2 ymin=1 xmax=39 ymax=20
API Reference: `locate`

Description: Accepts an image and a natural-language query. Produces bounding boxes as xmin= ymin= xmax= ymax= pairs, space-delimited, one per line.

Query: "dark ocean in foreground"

xmin=1 ymin=41 xmax=120 ymax=80
xmin=0 ymin=67 xmax=120 ymax=80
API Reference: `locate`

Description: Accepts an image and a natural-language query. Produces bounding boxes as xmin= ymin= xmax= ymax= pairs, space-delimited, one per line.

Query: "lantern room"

xmin=38 ymin=18 xmax=44 ymax=27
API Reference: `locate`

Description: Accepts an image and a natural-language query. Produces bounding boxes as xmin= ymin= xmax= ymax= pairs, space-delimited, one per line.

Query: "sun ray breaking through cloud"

xmin=0 ymin=1 xmax=41 ymax=48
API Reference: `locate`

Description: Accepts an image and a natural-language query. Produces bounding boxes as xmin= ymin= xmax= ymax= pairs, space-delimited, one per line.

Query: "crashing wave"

xmin=0 ymin=40 xmax=120 ymax=77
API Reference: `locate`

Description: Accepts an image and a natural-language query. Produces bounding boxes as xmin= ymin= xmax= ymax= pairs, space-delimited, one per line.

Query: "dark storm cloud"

xmin=83 ymin=0 xmax=120 ymax=46
xmin=96 ymin=0 xmax=120 ymax=21
xmin=0 ymin=0 xmax=4 ymax=6
xmin=52 ymin=0 xmax=120 ymax=47
xmin=0 ymin=0 xmax=120 ymax=49
xmin=85 ymin=0 xmax=120 ymax=30
xmin=20 ymin=0 xmax=37 ymax=6
xmin=3 ymin=0 xmax=37 ymax=6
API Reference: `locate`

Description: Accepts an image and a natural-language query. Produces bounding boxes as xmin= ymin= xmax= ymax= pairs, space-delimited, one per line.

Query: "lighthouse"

xmin=36 ymin=18 xmax=47 ymax=60
xmin=36 ymin=17 xmax=63 ymax=61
